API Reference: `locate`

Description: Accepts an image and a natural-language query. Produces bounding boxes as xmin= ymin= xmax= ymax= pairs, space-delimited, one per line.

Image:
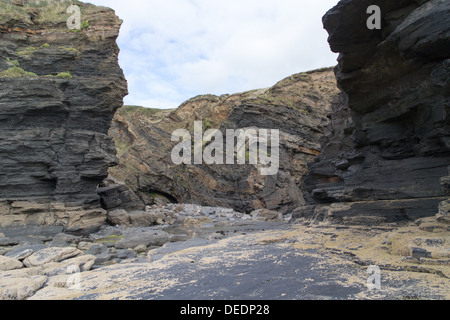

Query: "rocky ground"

xmin=0 ymin=203 xmax=448 ymax=300
xmin=108 ymin=68 xmax=340 ymax=215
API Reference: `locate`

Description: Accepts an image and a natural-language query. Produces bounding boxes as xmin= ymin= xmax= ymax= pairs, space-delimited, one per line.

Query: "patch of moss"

xmin=179 ymin=94 xmax=220 ymax=108
xmin=5 ymin=57 xmax=20 ymax=67
xmin=202 ymin=118 xmax=212 ymax=131
xmin=0 ymin=66 xmax=38 ymax=78
xmin=56 ymin=71 xmax=72 ymax=79
xmin=59 ymin=46 xmax=78 ymax=54
xmin=17 ymin=46 xmax=38 ymax=56
xmin=95 ymin=235 xmax=124 ymax=244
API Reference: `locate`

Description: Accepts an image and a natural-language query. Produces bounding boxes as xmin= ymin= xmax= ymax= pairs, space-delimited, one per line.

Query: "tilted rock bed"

xmin=0 ymin=204 xmax=288 ymax=300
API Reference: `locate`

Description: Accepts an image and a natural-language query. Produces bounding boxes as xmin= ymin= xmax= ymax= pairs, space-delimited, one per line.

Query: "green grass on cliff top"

xmin=0 ymin=0 xmax=100 ymax=26
xmin=117 ymin=105 xmax=163 ymax=117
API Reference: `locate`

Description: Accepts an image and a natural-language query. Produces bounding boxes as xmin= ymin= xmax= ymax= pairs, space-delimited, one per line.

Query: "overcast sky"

xmin=87 ymin=0 xmax=340 ymax=109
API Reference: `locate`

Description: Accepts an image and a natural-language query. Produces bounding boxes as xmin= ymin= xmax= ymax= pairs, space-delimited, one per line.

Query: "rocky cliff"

xmin=108 ymin=68 xmax=340 ymax=214
xmin=0 ymin=0 xmax=128 ymax=232
xmin=301 ymin=0 xmax=450 ymax=224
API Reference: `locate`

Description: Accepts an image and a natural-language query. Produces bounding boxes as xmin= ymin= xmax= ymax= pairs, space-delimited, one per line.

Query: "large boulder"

xmin=0 ymin=276 xmax=47 ymax=300
xmin=0 ymin=255 xmax=23 ymax=272
xmin=23 ymin=247 xmax=83 ymax=268
xmin=115 ymin=230 xmax=170 ymax=250
xmin=437 ymin=200 xmax=450 ymax=224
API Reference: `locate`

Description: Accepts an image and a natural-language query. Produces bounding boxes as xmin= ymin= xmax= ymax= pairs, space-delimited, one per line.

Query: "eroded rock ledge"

xmin=0 ymin=0 xmax=128 ymax=232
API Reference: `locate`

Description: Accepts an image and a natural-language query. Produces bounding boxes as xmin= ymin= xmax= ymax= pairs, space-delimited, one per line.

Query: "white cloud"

xmin=86 ymin=0 xmax=339 ymax=108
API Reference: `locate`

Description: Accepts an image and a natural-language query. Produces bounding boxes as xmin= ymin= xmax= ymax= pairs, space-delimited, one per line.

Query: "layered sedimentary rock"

xmin=302 ymin=0 xmax=450 ymax=223
xmin=0 ymin=0 xmax=128 ymax=231
xmin=109 ymin=68 xmax=340 ymax=214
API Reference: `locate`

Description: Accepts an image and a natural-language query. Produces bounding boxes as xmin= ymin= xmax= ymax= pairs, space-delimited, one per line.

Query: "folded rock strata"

xmin=108 ymin=68 xmax=340 ymax=214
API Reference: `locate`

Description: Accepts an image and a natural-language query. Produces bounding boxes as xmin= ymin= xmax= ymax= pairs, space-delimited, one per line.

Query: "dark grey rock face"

xmin=0 ymin=1 xmax=128 ymax=231
xmin=301 ymin=0 xmax=450 ymax=223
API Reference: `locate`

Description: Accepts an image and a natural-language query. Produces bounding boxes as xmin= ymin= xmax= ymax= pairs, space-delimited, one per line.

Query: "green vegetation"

xmin=17 ymin=44 xmax=78 ymax=58
xmin=202 ymin=118 xmax=213 ymax=131
xmin=17 ymin=47 xmax=38 ymax=56
xmin=1 ymin=57 xmax=73 ymax=79
xmin=95 ymin=235 xmax=124 ymax=244
xmin=5 ymin=57 xmax=20 ymax=67
xmin=81 ymin=20 xmax=89 ymax=29
xmin=117 ymin=105 xmax=162 ymax=117
xmin=0 ymin=66 xmax=37 ymax=78
xmin=1 ymin=58 xmax=76 ymax=79
xmin=243 ymin=150 xmax=271 ymax=162
xmin=56 ymin=71 xmax=73 ymax=79
xmin=179 ymin=94 xmax=220 ymax=108
xmin=0 ymin=0 xmax=100 ymax=27
xmin=16 ymin=43 xmax=78 ymax=58
xmin=17 ymin=44 xmax=55 ymax=56
xmin=305 ymin=66 xmax=334 ymax=74
xmin=59 ymin=46 xmax=78 ymax=54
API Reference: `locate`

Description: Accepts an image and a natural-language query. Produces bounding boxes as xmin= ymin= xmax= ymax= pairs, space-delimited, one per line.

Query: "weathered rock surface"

xmin=0 ymin=275 xmax=47 ymax=300
xmin=0 ymin=0 xmax=128 ymax=232
xmin=23 ymin=247 xmax=83 ymax=268
xmin=302 ymin=0 xmax=450 ymax=223
xmin=26 ymin=218 xmax=450 ymax=300
xmin=109 ymin=68 xmax=340 ymax=214
xmin=0 ymin=244 xmax=97 ymax=300
xmin=0 ymin=255 xmax=23 ymax=271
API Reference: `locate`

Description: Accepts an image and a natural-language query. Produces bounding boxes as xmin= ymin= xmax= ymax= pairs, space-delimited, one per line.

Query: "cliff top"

xmin=0 ymin=0 xmax=115 ymax=30
xmin=0 ymin=0 xmax=125 ymax=80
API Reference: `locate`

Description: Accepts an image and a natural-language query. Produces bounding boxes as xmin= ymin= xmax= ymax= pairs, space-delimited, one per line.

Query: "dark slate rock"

xmin=302 ymin=0 xmax=450 ymax=223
